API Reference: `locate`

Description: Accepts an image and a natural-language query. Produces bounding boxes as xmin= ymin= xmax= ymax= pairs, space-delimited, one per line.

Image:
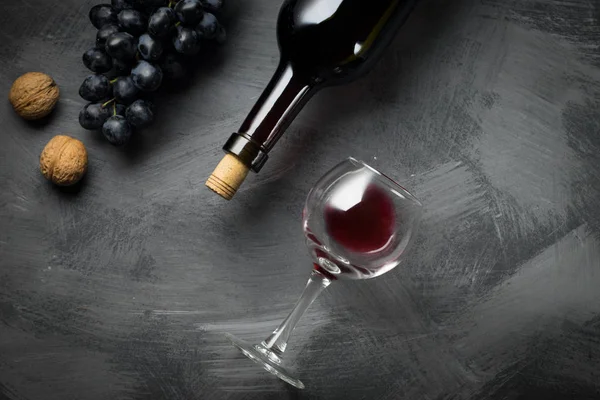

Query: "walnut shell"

xmin=40 ymin=135 xmax=88 ymax=186
xmin=9 ymin=72 xmax=60 ymax=120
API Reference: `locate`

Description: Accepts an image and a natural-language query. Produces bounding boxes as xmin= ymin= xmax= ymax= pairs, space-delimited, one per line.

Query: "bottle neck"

xmin=223 ymin=62 xmax=316 ymax=172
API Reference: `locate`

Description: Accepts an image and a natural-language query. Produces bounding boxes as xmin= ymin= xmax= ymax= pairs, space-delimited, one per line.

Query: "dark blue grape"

xmin=113 ymin=76 xmax=139 ymax=104
xmin=195 ymin=12 xmax=218 ymax=39
xmin=79 ymin=75 xmax=111 ymax=102
xmin=97 ymin=24 xmax=121 ymax=46
xmin=105 ymin=32 xmax=137 ymax=60
xmin=112 ymin=58 xmax=134 ymax=76
xmin=103 ymin=101 xmax=126 ymax=117
xmin=83 ymin=47 xmax=113 ymax=73
xmin=200 ymin=0 xmax=223 ymax=13
xmin=133 ymin=0 xmax=167 ymax=9
xmin=215 ymin=24 xmax=226 ymax=44
xmin=161 ymin=33 xmax=176 ymax=53
xmin=175 ymin=0 xmax=205 ymax=26
xmin=90 ymin=4 xmax=118 ymax=29
xmin=112 ymin=0 xmax=134 ymax=11
xmin=102 ymin=115 xmax=133 ymax=145
xmin=115 ymin=103 xmax=127 ymax=116
xmin=138 ymin=33 xmax=164 ymax=61
xmin=160 ymin=52 xmax=190 ymax=81
xmin=148 ymin=7 xmax=177 ymax=38
xmin=131 ymin=61 xmax=163 ymax=91
xmin=126 ymin=99 xmax=155 ymax=128
xmin=79 ymin=103 xmax=112 ymax=130
xmin=118 ymin=9 xmax=147 ymax=36
xmin=173 ymin=26 xmax=201 ymax=55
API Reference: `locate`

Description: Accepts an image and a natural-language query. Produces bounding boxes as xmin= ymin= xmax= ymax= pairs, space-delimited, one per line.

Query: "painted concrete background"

xmin=1 ymin=0 xmax=599 ymax=398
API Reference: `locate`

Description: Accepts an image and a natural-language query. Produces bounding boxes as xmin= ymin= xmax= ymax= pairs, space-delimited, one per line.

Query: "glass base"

xmin=224 ymin=333 xmax=305 ymax=389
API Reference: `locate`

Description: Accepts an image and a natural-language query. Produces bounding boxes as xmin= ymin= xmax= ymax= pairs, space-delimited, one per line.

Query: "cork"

xmin=205 ymin=153 xmax=250 ymax=200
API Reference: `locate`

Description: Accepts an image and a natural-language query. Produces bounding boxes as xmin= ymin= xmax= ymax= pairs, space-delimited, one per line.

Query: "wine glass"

xmin=225 ymin=157 xmax=423 ymax=389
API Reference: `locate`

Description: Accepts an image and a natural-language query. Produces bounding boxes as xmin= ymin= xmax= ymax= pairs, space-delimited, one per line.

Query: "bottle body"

xmin=223 ymin=0 xmax=417 ymax=173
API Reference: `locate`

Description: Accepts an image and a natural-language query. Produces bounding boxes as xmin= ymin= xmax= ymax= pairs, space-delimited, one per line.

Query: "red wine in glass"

xmin=225 ymin=158 xmax=423 ymax=389
xmin=324 ymin=184 xmax=396 ymax=254
xmin=304 ymin=161 xmax=419 ymax=280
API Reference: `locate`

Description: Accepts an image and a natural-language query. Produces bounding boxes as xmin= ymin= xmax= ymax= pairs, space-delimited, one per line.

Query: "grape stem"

xmin=109 ymin=78 xmax=118 ymax=84
xmin=175 ymin=21 xmax=181 ymax=27
xmin=113 ymin=102 xmax=117 ymax=116
xmin=102 ymin=98 xmax=116 ymax=108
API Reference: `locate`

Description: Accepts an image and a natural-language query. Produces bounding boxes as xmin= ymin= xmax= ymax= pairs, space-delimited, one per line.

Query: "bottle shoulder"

xmin=276 ymin=0 xmax=409 ymax=83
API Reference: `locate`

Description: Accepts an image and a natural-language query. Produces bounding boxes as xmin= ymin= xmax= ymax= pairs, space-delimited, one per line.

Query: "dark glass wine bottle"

xmin=207 ymin=0 xmax=417 ymax=200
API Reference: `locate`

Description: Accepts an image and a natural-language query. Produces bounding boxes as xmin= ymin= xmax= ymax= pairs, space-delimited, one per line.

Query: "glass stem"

xmin=261 ymin=270 xmax=332 ymax=357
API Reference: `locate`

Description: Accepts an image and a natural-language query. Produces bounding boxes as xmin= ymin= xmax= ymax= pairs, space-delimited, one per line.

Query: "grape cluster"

xmin=79 ymin=0 xmax=225 ymax=145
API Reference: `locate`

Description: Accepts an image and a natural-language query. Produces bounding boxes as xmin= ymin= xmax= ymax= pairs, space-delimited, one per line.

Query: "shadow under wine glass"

xmin=225 ymin=157 xmax=423 ymax=389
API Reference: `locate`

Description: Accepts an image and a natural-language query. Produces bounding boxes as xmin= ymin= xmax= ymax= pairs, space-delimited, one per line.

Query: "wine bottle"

xmin=206 ymin=0 xmax=418 ymax=200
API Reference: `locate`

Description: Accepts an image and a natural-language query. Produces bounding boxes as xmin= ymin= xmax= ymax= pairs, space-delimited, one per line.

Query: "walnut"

xmin=9 ymin=72 xmax=60 ymax=120
xmin=40 ymin=135 xmax=88 ymax=186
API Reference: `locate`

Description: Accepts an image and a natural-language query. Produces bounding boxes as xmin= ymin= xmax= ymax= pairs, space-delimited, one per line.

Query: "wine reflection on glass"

xmin=225 ymin=157 xmax=423 ymax=389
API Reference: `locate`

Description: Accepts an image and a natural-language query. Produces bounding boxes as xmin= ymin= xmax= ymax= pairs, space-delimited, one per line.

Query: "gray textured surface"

xmin=1 ymin=0 xmax=600 ymax=399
